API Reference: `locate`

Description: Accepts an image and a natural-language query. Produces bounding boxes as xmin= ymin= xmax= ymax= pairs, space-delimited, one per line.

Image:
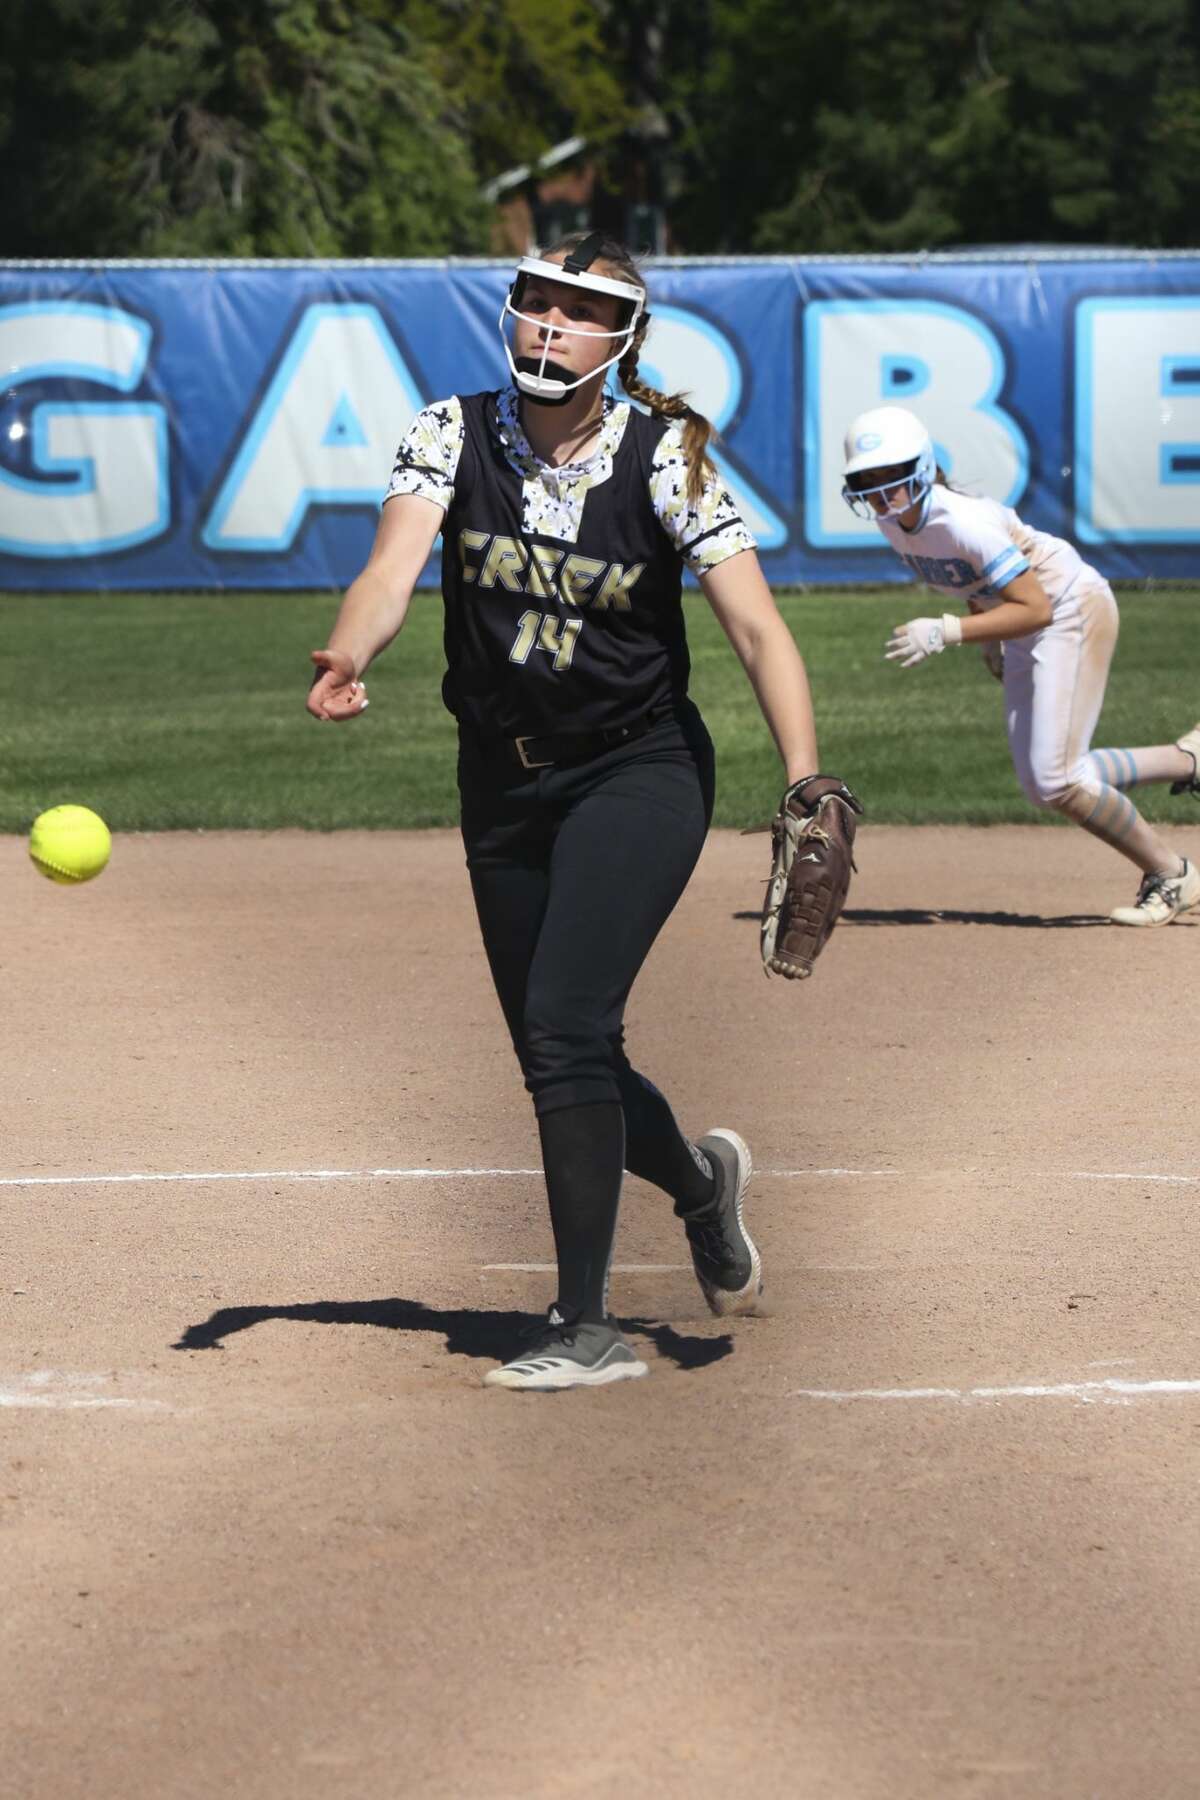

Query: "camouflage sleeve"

xmin=384 ymin=397 xmax=464 ymax=512
xmin=649 ymin=422 xmax=756 ymax=573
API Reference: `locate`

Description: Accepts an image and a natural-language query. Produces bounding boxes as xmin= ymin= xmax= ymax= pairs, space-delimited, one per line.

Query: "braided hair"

xmin=542 ymin=231 xmax=720 ymax=505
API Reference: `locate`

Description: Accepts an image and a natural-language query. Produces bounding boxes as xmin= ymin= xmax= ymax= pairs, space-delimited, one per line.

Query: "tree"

xmin=662 ymin=0 xmax=1200 ymax=252
xmin=405 ymin=0 xmax=633 ymax=183
xmin=663 ymin=0 xmax=846 ymax=252
xmin=0 ymin=0 xmax=489 ymax=256
xmin=4 ymin=0 xmax=1192 ymax=258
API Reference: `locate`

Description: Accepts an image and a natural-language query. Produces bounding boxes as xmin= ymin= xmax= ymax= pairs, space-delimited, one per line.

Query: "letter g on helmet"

xmin=841 ymin=405 xmax=937 ymax=521
xmin=842 ymin=406 xmax=932 ymax=477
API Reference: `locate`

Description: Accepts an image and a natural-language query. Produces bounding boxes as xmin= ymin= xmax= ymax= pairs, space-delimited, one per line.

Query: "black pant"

xmin=458 ymin=703 xmax=716 ymax=1118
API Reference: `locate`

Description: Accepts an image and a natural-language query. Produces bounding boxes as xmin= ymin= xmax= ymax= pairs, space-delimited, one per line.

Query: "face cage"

xmin=497 ymin=291 xmax=642 ymax=400
xmin=841 ymin=455 xmax=934 ymax=521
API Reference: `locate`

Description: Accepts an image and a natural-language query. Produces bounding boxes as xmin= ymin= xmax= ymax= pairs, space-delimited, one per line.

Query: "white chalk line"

xmin=791 ymin=1377 xmax=1200 ymax=1406
xmin=482 ymin=1258 xmax=937 ymax=1274
xmin=0 ymin=1166 xmax=544 ymax=1189
xmin=482 ymin=1260 xmax=683 ymax=1274
xmin=9 ymin=1367 xmax=1196 ymax=1413
xmin=0 ymin=1372 xmax=169 ymax=1412
xmin=3 ymin=1164 xmax=1198 ymax=1191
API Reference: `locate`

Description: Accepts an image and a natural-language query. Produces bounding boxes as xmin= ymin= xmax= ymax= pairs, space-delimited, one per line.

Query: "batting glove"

xmin=885 ymin=612 xmax=964 ymax=668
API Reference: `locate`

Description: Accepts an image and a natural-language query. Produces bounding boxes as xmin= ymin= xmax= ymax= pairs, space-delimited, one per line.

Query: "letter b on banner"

xmin=804 ymin=301 xmax=1028 ymax=547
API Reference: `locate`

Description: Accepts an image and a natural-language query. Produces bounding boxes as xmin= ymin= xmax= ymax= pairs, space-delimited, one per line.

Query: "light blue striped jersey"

xmin=877 ymin=484 xmax=1096 ymax=613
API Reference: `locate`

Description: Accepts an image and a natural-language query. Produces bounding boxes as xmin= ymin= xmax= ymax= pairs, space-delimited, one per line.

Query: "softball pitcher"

xmin=842 ymin=406 xmax=1200 ymax=926
xmin=308 ymin=233 xmax=849 ymax=1390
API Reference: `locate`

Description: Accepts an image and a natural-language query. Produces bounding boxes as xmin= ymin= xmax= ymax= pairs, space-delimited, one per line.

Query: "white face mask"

xmin=498 ymin=253 xmax=646 ymax=405
xmin=842 ymin=470 xmax=925 ymax=521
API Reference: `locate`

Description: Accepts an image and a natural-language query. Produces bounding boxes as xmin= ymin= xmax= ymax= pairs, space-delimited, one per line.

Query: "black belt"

xmin=504 ymin=707 xmax=670 ymax=771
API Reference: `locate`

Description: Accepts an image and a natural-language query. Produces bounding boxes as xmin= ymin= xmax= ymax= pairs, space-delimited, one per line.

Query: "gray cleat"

xmin=484 ymin=1309 xmax=648 ymax=1390
xmin=680 ymin=1129 xmax=765 ymax=1316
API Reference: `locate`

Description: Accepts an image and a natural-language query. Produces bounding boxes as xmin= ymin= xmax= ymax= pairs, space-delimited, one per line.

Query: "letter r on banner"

xmin=803 ymin=300 xmax=1028 ymax=547
xmin=613 ymin=303 xmax=788 ymax=549
xmin=203 ymin=305 xmax=424 ymax=551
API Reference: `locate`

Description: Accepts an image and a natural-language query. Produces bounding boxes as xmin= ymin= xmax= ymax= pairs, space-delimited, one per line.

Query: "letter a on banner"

xmin=203 ymin=305 xmax=424 ymax=551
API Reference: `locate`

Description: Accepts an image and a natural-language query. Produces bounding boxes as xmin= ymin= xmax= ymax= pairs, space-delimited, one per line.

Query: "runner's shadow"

xmin=733 ymin=907 xmax=1106 ymax=929
xmin=171 ymin=1298 xmax=731 ymax=1371
xmin=844 ymin=906 xmax=1107 ymax=928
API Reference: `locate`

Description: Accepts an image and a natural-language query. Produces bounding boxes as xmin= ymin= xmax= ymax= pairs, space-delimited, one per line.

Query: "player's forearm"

xmin=325 ymin=567 xmax=413 ymax=677
xmin=958 ymin=599 xmax=1049 ymax=643
xmin=736 ymin=621 xmax=820 ymax=781
xmin=957 ymin=572 xmax=1053 ymax=643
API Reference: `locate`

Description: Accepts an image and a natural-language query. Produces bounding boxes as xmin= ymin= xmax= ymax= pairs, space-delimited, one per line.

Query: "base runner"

xmin=842 ymin=405 xmax=1199 ymax=927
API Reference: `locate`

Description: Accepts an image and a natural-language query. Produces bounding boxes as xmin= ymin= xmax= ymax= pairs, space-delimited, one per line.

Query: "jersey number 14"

xmin=508 ymin=610 xmax=583 ymax=672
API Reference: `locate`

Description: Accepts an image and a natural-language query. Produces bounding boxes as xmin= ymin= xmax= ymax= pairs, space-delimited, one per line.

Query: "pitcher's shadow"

xmin=172 ymin=1297 xmax=732 ymax=1371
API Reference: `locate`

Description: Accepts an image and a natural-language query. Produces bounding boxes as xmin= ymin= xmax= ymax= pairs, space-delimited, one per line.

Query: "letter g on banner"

xmin=804 ymin=300 xmax=1029 ymax=547
xmin=0 ymin=304 xmax=168 ymax=557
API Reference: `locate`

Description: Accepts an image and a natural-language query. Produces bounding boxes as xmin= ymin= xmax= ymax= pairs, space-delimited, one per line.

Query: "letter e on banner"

xmin=1075 ymin=298 xmax=1200 ymax=544
xmin=202 ymin=305 xmax=424 ymax=551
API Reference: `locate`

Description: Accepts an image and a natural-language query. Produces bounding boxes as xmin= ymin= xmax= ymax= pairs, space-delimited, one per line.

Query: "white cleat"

xmin=1110 ymin=857 xmax=1200 ymax=927
xmin=1171 ymin=723 xmax=1200 ymax=797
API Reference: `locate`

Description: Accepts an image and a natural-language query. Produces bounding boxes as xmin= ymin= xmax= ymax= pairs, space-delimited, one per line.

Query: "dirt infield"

xmin=4 ymin=823 xmax=1200 ymax=1800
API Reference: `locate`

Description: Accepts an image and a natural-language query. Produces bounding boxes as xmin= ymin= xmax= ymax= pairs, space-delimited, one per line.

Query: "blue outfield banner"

xmin=1 ymin=253 xmax=1198 ymax=590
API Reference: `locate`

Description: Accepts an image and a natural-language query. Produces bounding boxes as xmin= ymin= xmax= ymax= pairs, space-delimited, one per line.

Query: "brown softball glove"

xmin=760 ymin=775 xmax=864 ymax=979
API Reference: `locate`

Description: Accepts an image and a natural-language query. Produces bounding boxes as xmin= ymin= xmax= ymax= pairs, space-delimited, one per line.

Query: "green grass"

xmin=2 ymin=587 xmax=1198 ymax=830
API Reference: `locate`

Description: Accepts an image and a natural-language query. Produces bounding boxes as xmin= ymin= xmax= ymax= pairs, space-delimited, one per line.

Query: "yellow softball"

xmin=29 ymin=805 xmax=112 ymax=885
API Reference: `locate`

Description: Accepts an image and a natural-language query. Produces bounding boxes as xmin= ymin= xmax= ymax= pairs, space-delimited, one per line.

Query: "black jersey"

xmin=386 ymin=388 xmax=755 ymax=741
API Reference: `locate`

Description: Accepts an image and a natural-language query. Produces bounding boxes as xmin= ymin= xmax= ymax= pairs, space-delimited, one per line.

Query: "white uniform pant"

xmin=1003 ymin=582 xmax=1138 ymax=839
